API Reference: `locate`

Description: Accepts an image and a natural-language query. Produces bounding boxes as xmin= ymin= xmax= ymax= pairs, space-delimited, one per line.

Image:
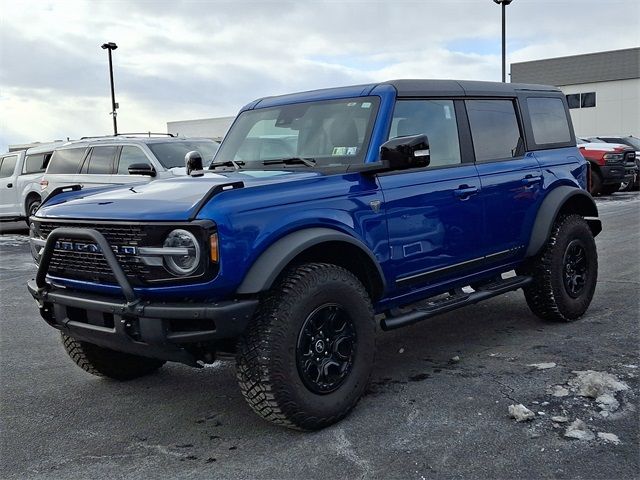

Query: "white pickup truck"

xmin=0 ymin=142 xmax=62 ymax=223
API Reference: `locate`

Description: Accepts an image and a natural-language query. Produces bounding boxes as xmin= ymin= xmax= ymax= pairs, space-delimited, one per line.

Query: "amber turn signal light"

xmin=209 ymin=233 xmax=219 ymax=263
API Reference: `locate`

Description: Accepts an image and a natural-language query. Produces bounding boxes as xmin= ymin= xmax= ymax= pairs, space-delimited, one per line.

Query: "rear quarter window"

xmin=527 ymin=97 xmax=572 ymax=146
xmin=24 ymin=154 xmax=47 ymax=174
xmin=47 ymin=148 xmax=87 ymax=174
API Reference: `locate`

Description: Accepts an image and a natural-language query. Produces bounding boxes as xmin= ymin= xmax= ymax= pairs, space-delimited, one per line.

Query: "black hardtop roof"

xmin=384 ymin=79 xmax=561 ymax=97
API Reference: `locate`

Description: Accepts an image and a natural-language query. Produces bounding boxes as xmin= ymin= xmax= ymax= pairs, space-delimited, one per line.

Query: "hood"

xmin=37 ymin=170 xmax=322 ymax=221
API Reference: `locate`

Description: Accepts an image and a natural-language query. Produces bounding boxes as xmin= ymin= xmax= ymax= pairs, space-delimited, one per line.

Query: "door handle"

xmin=454 ymin=185 xmax=479 ymax=200
xmin=521 ymin=175 xmax=542 ymax=186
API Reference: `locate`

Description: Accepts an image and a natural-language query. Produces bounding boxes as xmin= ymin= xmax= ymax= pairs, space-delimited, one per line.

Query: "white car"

xmin=0 ymin=142 xmax=62 ymax=223
xmin=40 ymin=135 xmax=219 ymax=199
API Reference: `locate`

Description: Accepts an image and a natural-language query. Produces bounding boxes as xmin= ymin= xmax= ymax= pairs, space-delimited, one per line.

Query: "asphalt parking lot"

xmin=1 ymin=193 xmax=638 ymax=480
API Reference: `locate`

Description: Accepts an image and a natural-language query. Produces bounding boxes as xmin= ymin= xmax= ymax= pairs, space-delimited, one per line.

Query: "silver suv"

xmin=40 ymin=134 xmax=219 ymax=198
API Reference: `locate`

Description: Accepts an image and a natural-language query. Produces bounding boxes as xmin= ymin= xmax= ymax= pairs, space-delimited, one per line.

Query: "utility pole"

xmin=101 ymin=42 xmax=119 ymax=135
xmin=493 ymin=0 xmax=513 ymax=83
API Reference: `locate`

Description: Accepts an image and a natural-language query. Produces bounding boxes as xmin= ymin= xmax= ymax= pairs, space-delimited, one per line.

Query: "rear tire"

xmin=236 ymin=263 xmax=375 ymax=430
xmin=62 ymin=334 xmax=165 ymax=380
xmin=519 ymin=214 xmax=598 ymax=322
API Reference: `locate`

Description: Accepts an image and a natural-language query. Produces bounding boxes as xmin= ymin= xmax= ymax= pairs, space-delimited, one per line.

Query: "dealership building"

xmin=511 ymin=48 xmax=639 ymax=137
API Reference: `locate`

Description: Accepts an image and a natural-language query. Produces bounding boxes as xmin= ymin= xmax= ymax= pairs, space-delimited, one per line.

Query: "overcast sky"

xmin=1 ymin=0 xmax=638 ymax=151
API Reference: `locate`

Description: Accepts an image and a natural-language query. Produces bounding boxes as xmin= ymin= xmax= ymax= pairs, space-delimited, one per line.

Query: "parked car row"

xmin=577 ymin=135 xmax=639 ymax=195
xmin=0 ymin=134 xmax=219 ymax=224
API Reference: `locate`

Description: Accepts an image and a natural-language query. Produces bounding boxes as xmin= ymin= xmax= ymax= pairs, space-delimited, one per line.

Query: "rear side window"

xmin=24 ymin=154 xmax=48 ymax=174
xmin=0 ymin=155 xmax=18 ymax=178
xmin=117 ymin=146 xmax=151 ymax=174
xmin=527 ymin=97 xmax=572 ymax=145
xmin=389 ymin=100 xmax=461 ymax=168
xmin=466 ymin=100 xmax=522 ymax=162
xmin=47 ymin=148 xmax=87 ymax=174
xmin=82 ymin=146 xmax=117 ymax=174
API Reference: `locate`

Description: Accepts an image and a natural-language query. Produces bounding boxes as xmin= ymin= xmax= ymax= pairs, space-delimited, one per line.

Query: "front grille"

xmin=36 ymin=222 xmax=152 ymax=285
xmin=33 ymin=219 xmax=214 ymax=286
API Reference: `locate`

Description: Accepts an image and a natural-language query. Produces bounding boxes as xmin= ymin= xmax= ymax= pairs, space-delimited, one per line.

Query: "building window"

xmin=566 ymin=92 xmax=596 ymax=109
xmin=566 ymin=94 xmax=580 ymax=109
xmin=581 ymin=92 xmax=596 ymax=108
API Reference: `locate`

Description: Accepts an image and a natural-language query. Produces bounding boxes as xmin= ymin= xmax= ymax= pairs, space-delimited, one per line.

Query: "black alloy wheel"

xmin=296 ymin=303 xmax=357 ymax=394
xmin=562 ymin=240 xmax=588 ymax=298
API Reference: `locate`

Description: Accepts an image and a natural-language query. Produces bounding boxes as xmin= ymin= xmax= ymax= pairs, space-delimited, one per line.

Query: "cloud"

xmin=0 ymin=0 xmax=638 ymax=148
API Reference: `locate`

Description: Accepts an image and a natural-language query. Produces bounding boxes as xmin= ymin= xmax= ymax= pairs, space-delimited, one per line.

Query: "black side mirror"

xmin=185 ymin=151 xmax=204 ymax=177
xmin=128 ymin=163 xmax=156 ymax=177
xmin=380 ymin=134 xmax=430 ymax=170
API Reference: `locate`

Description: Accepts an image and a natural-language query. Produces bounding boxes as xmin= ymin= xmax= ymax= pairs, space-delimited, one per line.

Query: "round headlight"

xmin=163 ymin=229 xmax=201 ymax=276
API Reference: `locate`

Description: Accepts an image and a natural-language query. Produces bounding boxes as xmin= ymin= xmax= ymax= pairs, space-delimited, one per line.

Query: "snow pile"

xmin=508 ymin=404 xmax=535 ymax=422
xmin=528 ymin=362 xmax=557 ymax=370
xmin=569 ymin=370 xmax=629 ymax=398
xmin=597 ymin=432 xmax=621 ymax=445
xmin=564 ymin=419 xmax=594 ymax=441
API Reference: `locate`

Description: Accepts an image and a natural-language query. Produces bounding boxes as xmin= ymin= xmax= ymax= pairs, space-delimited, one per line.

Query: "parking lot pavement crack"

xmin=489 ymin=375 xmax=519 ymax=403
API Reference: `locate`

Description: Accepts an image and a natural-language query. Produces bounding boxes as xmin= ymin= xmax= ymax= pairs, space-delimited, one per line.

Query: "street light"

xmin=101 ymin=42 xmax=119 ymax=135
xmin=493 ymin=0 xmax=513 ymax=83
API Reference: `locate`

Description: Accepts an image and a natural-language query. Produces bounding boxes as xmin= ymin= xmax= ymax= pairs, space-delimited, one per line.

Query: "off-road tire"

xmin=519 ymin=214 xmax=598 ymax=322
xmin=600 ymin=183 xmax=621 ymax=195
xmin=61 ymin=333 xmax=165 ymax=380
xmin=236 ymin=263 xmax=375 ymax=430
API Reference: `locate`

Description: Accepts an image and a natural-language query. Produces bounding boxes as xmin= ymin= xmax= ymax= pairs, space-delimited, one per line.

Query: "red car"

xmin=577 ymin=139 xmax=637 ymax=195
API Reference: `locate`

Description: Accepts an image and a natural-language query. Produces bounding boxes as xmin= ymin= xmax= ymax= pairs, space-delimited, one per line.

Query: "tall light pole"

xmin=101 ymin=42 xmax=119 ymax=135
xmin=493 ymin=0 xmax=513 ymax=83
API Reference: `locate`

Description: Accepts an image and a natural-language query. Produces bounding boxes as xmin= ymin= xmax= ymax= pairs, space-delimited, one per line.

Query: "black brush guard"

xmin=27 ymin=228 xmax=257 ymax=366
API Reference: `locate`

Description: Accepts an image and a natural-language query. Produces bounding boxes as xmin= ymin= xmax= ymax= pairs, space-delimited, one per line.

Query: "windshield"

xmin=147 ymin=141 xmax=219 ymax=169
xmin=214 ymin=97 xmax=380 ymax=168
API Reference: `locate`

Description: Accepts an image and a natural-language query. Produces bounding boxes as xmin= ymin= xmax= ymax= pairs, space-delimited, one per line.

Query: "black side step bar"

xmin=381 ymin=275 xmax=532 ymax=331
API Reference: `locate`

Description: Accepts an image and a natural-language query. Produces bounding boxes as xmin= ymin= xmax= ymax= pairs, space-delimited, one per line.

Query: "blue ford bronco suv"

xmin=28 ymin=80 xmax=601 ymax=430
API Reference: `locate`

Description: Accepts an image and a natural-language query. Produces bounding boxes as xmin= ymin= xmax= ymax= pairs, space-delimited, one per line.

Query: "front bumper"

xmin=28 ymin=227 xmax=257 ymax=366
xmin=601 ymin=164 xmax=636 ymax=184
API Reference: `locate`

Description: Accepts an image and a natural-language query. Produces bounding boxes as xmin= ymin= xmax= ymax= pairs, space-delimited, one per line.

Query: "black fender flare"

xmin=526 ymin=186 xmax=601 ymax=258
xmin=236 ymin=227 xmax=386 ymax=295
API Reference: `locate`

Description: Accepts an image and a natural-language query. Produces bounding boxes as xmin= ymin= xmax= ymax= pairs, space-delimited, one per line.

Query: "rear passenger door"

xmin=466 ymin=98 xmax=543 ymax=263
xmin=76 ymin=146 xmax=118 ymax=190
xmin=377 ymin=99 xmax=483 ymax=292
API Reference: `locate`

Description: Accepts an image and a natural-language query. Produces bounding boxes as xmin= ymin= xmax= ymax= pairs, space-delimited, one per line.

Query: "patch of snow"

xmin=596 ymin=393 xmax=620 ymax=415
xmin=549 ymin=385 xmax=570 ymax=397
xmin=551 ymin=415 xmax=569 ymax=423
xmin=564 ymin=419 xmax=594 ymax=441
xmin=528 ymin=362 xmax=556 ymax=370
xmin=398 ymin=348 xmax=405 ymax=354
xmin=569 ymin=370 xmax=629 ymax=398
xmin=450 ymin=355 xmax=460 ymax=363
xmin=508 ymin=404 xmax=535 ymax=422
xmin=597 ymin=432 xmax=621 ymax=445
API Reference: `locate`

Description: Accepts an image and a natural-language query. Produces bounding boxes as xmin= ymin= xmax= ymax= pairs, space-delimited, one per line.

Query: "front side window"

xmin=215 ymin=97 xmax=380 ymax=168
xmin=388 ymin=100 xmax=461 ymax=168
xmin=47 ymin=148 xmax=87 ymax=174
xmin=117 ymin=146 xmax=151 ymax=174
xmin=466 ymin=100 xmax=522 ymax=162
xmin=82 ymin=146 xmax=117 ymax=174
xmin=527 ymin=97 xmax=572 ymax=145
xmin=0 ymin=155 xmax=18 ymax=178
xmin=147 ymin=141 xmax=219 ymax=169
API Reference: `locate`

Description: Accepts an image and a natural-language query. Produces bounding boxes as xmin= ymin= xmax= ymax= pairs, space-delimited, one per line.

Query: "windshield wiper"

xmin=209 ymin=159 xmax=244 ymax=170
xmin=262 ymin=157 xmax=316 ymax=167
